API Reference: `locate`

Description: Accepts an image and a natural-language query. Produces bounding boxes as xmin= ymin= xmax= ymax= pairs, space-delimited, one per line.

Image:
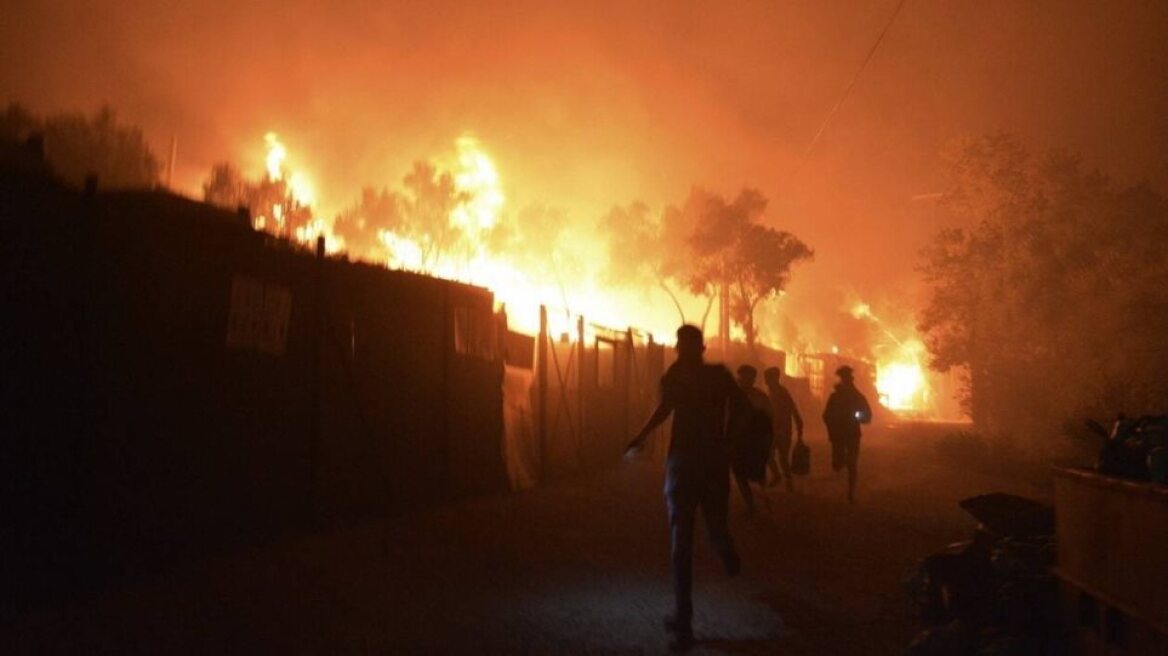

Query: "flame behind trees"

xmin=919 ymin=133 xmax=1168 ymax=445
xmin=333 ymin=140 xmax=509 ymax=272
xmin=203 ymin=132 xmax=815 ymax=349
xmin=203 ymin=133 xmax=315 ymax=239
xmin=686 ymin=189 xmax=814 ymax=353
xmin=601 ymin=187 xmax=813 ymax=352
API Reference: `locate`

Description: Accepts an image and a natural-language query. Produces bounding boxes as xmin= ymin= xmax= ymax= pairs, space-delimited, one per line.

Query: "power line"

xmin=790 ymin=0 xmax=910 ymax=180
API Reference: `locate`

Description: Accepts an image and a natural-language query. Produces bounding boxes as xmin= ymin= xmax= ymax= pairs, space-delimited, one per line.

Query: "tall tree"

xmin=202 ymin=162 xmax=247 ymax=208
xmin=202 ymin=161 xmax=313 ymax=238
xmin=686 ymin=188 xmax=813 ymax=352
xmin=400 ymin=161 xmax=469 ymax=269
xmin=333 ymin=186 xmax=404 ymax=262
xmin=919 ymin=133 xmax=1168 ymax=446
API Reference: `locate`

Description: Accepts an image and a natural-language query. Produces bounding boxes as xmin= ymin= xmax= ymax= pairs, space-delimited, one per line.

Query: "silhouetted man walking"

xmin=732 ymin=364 xmax=772 ymax=515
xmin=823 ymin=365 xmax=872 ymax=503
xmin=764 ymin=366 xmax=803 ymax=492
xmin=627 ymin=325 xmax=746 ymax=651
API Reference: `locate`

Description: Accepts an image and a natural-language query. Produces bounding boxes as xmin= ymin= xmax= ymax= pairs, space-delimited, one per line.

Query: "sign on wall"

xmin=226 ymin=276 xmax=293 ymax=356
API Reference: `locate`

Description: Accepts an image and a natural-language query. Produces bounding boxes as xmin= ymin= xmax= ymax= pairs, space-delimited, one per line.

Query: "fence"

xmin=0 ymin=171 xmax=507 ymax=605
xmin=538 ymin=307 xmax=666 ymax=475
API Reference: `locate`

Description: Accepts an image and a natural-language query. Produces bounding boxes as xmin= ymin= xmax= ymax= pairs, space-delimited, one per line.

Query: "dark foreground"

xmin=2 ymin=423 xmax=1051 ymax=655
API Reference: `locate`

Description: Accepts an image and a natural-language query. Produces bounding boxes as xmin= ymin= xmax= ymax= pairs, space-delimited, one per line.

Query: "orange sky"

xmin=4 ymin=0 xmax=1167 ymax=358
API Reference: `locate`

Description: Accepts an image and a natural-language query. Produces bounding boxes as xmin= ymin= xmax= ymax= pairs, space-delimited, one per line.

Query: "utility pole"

xmin=538 ymin=305 xmax=548 ymax=481
xmin=719 ymin=279 xmax=730 ymax=357
xmin=166 ymin=134 xmax=177 ymax=189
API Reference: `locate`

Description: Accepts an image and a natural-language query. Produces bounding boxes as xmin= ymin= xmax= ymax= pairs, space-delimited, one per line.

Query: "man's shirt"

xmin=660 ymin=361 xmax=742 ymax=488
xmin=768 ymin=384 xmax=802 ymax=438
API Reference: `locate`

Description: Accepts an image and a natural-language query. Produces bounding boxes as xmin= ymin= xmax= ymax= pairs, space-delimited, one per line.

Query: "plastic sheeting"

xmin=502 ymin=365 xmax=539 ymax=490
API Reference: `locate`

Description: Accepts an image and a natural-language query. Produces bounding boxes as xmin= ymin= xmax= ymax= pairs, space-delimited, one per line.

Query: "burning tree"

xmin=203 ymin=134 xmax=315 ymax=239
xmin=333 ymin=186 xmax=403 ymax=262
xmin=398 ymin=162 xmax=471 ymax=269
xmin=332 ymin=133 xmax=509 ymax=273
xmin=331 ymin=161 xmax=488 ymax=271
xmin=203 ymin=160 xmax=313 ymax=237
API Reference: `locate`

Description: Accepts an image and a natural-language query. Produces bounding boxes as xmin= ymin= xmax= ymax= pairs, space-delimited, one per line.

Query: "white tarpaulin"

xmin=501 ymin=365 xmax=539 ymax=491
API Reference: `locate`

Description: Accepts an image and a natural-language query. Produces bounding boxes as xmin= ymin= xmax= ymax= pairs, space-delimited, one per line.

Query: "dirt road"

xmin=3 ymin=422 xmax=1053 ymax=654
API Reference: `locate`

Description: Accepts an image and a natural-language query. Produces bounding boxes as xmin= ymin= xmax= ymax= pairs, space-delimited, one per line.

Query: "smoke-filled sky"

xmin=4 ymin=0 xmax=1167 ymax=350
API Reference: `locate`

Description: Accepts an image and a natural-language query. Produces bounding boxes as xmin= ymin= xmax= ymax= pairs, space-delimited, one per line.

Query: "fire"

xmin=368 ymin=136 xmax=676 ymax=341
xmin=243 ymin=133 xmax=934 ymax=398
xmin=264 ymin=132 xmax=316 ymax=207
xmin=451 ymin=135 xmax=504 ymax=233
xmin=251 ymin=132 xmax=343 ymax=251
xmin=851 ymin=300 xmax=930 ymax=412
xmin=876 ymin=339 xmax=928 ymax=411
xmin=264 ymin=132 xmax=285 ymax=180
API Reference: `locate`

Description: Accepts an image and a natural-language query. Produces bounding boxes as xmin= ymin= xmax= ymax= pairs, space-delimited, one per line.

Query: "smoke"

xmin=4 ymin=0 xmax=1167 ymax=396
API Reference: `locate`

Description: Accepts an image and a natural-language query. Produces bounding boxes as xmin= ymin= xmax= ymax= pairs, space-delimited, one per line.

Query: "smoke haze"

xmin=5 ymin=0 xmax=1166 ymax=359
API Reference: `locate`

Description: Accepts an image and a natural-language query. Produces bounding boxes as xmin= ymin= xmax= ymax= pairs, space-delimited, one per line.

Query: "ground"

xmin=3 ymin=422 xmax=1053 ymax=655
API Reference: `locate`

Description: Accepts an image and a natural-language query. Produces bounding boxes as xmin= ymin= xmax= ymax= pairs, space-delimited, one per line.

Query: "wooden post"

xmin=441 ymin=284 xmax=452 ymax=496
xmin=577 ymin=315 xmax=585 ymax=457
xmin=719 ymin=279 xmax=730 ymax=357
xmin=310 ymin=235 xmax=325 ymax=525
xmin=538 ymin=305 xmax=549 ymax=480
xmin=624 ymin=327 xmax=634 ymax=436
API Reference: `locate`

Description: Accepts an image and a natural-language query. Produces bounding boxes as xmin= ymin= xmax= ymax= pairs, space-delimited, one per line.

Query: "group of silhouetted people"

xmin=730 ymin=363 xmax=804 ymax=516
xmin=626 ymin=324 xmax=871 ymax=651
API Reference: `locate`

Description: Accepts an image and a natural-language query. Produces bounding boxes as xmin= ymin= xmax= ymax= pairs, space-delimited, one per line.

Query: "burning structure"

xmin=203 ymin=131 xmax=939 ymax=420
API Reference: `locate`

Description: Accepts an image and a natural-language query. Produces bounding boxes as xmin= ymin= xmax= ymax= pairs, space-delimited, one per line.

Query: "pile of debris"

xmin=904 ymin=493 xmax=1067 ymax=656
xmin=1088 ymin=415 xmax=1168 ymax=483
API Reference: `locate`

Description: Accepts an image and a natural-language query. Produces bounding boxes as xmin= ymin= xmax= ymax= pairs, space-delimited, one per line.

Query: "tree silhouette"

xmin=919 ymin=133 xmax=1168 ymax=445
xmin=202 ymin=161 xmax=312 ymax=238
xmin=333 ymin=186 xmax=404 ymax=262
xmin=599 ymin=201 xmax=688 ymax=323
xmin=400 ymin=161 xmax=469 ymax=269
xmin=686 ymin=188 xmax=813 ymax=352
xmin=2 ymin=103 xmax=160 ymax=189
xmin=202 ymin=162 xmax=247 ymax=208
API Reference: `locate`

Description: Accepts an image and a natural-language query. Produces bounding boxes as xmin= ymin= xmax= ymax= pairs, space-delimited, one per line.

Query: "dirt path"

xmin=3 ymin=423 xmax=1052 ymax=654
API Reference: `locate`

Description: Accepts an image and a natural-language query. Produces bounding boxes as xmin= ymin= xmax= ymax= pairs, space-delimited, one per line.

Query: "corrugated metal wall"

xmin=1 ymin=172 xmax=506 ymax=604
